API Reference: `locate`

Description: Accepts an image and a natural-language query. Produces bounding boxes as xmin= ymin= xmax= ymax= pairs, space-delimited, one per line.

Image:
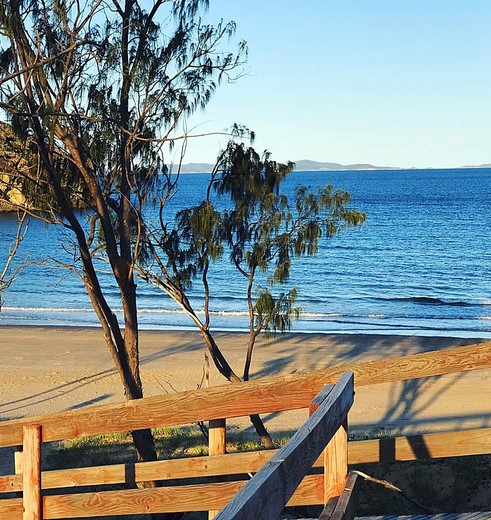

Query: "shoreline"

xmin=2 ymin=322 xmax=490 ymax=339
xmin=1 ymin=326 xmax=489 ymax=439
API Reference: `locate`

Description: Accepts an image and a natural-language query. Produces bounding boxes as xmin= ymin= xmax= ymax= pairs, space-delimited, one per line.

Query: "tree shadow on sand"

xmin=248 ymin=334 xmax=489 ymax=438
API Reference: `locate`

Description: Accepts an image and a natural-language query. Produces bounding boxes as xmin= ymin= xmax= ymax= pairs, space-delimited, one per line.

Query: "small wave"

xmin=373 ymin=296 xmax=483 ymax=307
xmin=138 ymin=308 xmax=193 ymax=315
xmin=301 ymin=312 xmax=344 ymax=318
xmin=140 ymin=308 xmax=250 ymax=317
xmin=1 ymin=306 xmax=93 ymax=313
xmin=210 ymin=310 xmax=249 ymax=317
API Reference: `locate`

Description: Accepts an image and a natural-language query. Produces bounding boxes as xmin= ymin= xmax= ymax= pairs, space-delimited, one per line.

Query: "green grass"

xmin=45 ymin=425 xmax=292 ymax=470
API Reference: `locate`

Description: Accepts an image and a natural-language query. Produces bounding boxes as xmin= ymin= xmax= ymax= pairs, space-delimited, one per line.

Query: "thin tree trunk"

xmin=249 ymin=414 xmax=275 ymax=449
xmin=199 ymin=327 xmax=275 ymax=449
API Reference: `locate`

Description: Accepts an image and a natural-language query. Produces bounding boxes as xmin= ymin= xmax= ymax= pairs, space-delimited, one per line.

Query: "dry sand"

xmin=1 ymin=327 xmax=490 ymax=439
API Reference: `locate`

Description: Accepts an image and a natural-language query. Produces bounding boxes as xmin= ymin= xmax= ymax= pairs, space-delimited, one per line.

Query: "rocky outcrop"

xmin=0 ymin=122 xmax=32 ymax=211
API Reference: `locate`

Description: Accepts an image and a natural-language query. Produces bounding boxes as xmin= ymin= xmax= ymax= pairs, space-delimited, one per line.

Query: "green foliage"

xmin=0 ymin=0 xmax=249 ymax=459
xmin=163 ymin=138 xmax=366 ymax=338
xmin=0 ymin=0 xmax=247 ymax=222
xmin=255 ymin=288 xmax=300 ymax=334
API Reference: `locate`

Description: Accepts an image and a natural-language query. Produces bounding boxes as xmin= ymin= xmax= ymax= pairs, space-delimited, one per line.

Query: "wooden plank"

xmin=209 ymin=419 xmax=226 ymax=457
xmin=310 ymin=385 xmax=337 ymax=504
xmin=319 ymin=471 xmax=360 ymax=520
xmin=0 ymin=373 xmax=316 ymax=447
xmin=0 ymin=450 xmax=273 ymax=493
xmin=209 ymin=419 xmax=227 ymax=519
xmin=348 ymin=427 xmax=491 ymax=464
xmin=14 ymin=445 xmax=23 ymax=499
xmin=214 ymin=372 xmax=354 ymax=520
xmin=1 ymin=426 xmax=489 ymax=496
xmin=14 ymin=446 xmax=23 ymax=474
xmin=0 ymin=498 xmax=22 ymax=519
xmin=324 ymin=420 xmax=348 ymax=503
xmin=38 ymin=474 xmax=323 ymax=518
xmin=0 ymin=451 xmax=278 ymax=494
xmin=42 ymin=481 xmax=243 ymax=518
xmin=0 ymin=342 xmax=488 ymax=448
xmin=0 ymin=473 xmax=20 ymax=493
xmin=1 ymin=426 xmax=487 ymax=517
xmin=22 ymin=425 xmax=42 ymax=520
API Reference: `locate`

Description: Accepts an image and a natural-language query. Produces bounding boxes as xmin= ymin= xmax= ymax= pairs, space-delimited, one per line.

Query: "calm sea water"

xmin=1 ymin=168 xmax=490 ymax=338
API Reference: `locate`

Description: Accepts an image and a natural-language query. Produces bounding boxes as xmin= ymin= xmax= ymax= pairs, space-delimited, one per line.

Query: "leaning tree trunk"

xmin=101 ymin=312 xmax=183 ymax=520
xmin=199 ymin=327 xmax=275 ymax=449
xmin=82 ymin=260 xmax=180 ymax=519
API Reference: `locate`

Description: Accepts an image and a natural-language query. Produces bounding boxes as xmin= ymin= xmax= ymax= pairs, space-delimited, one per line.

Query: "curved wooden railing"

xmin=0 ymin=341 xmax=489 ymax=519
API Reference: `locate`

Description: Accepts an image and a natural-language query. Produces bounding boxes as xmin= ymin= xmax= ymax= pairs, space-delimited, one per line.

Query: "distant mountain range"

xmin=178 ymin=159 xmax=491 ymax=173
xmin=292 ymin=160 xmax=399 ymax=171
xmin=462 ymin=163 xmax=491 ymax=169
xmin=178 ymin=160 xmax=399 ymax=173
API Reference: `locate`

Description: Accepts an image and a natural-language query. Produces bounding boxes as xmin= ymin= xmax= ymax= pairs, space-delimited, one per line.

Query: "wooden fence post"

xmin=324 ymin=418 xmax=348 ymax=503
xmin=209 ymin=418 xmax=226 ymax=519
xmin=309 ymin=386 xmax=348 ymax=504
xmin=23 ymin=425 xmax=42 ymax=520
xmin=215 ymin=373 xmax=354 ymax=520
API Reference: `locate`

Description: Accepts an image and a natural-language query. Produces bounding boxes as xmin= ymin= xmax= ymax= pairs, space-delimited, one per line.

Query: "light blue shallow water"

xmin=1 ymin=168 xmax=490 ymax=338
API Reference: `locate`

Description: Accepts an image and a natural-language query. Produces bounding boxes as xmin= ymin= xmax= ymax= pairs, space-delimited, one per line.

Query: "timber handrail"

xmin=0 ymin=373 xmax=354 ymax=519
xmin=0 ymin=341 xmax=488 ymax=448
xmin=214 ymin=372 xmax=354 ymax=519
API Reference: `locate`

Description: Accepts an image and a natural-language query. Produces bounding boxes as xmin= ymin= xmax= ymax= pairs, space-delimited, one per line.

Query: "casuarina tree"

xmin=0 ymin=0 xmax=246 ymax=468
xmin=138 ymin=137 xmax=366 ymax=448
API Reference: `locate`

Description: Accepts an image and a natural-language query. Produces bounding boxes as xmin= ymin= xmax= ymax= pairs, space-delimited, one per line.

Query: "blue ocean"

xmin=1 ymin=168 xmax=490 ymax=338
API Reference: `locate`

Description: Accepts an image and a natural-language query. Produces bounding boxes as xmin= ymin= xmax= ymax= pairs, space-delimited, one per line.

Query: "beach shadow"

xmin=377 ymin=434 xmax=433 ymax=462
xmin=349 ymin=411 xmax=491 ymax=436
xmin=67 ymin=394 xmax=112 ymax=409
xmin=379 ymin=372 xmax=464 ymax=431
xmin=139 ymin=331 xmax=226 ymax=365
xmin=0 ymin=368 xmax=117 ymax=417
xmin=246 ymin=334 xmax=489 ymax=442
xmin=329 ymin=334 xmax=481 ymax=367
xmin=250 ymin=333 xmax=482 ymax=379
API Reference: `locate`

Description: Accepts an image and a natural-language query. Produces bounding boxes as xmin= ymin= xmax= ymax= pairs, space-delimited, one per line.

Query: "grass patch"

xmin=45 ymin=425 xmax=292 ymax=470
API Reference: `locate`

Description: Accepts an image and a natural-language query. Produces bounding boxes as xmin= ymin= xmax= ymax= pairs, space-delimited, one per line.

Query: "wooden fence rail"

xmin=0 ymin=341 xmax=489 ymax=448
xmin=215 ymin=373 xmax=354 ymax=520
xmin=0 ymin=342 xmax=489 ymax=519
xmin=0 ymin=426 xmax=489 ymax=496
xmin=1 ymin=374 xmax=354 ymax=519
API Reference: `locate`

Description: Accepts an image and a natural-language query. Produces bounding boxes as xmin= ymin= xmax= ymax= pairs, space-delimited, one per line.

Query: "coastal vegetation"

xmin=0 ymin=0 xmax=363 ymax=464
xmin=139 ymin=138 xmax=365 ymax=446
xmin=0 ymin=0 xmax=247 ymax=472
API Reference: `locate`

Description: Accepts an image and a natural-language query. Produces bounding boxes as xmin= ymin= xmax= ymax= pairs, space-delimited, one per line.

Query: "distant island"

xmin=177 ymin=160 xmax=399 ymax=173
xmin=177 ymin=159 xmax=491 ymax=173
xmin=291 ymin=160 xmax=399 ymax=171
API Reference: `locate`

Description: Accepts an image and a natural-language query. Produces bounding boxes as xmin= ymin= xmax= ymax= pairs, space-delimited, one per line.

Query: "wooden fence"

xmin=0 ymin=341 xmax=490 ymax=519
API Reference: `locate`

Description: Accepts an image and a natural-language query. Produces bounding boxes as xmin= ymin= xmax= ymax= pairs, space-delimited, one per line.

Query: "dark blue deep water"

xmin=1 ymin=168 xmax=490 ymax=338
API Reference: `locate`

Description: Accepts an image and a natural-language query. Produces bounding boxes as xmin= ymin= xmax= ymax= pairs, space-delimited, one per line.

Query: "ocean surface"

xmin=1 ymin=168 xmax=490 ymax=338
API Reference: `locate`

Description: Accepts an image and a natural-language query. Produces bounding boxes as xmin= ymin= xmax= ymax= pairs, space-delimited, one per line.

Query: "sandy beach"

xmin=1 ymin=327 xmax=490 ymax=439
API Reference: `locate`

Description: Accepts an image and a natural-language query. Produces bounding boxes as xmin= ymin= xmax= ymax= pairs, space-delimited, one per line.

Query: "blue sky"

xmin=182 ymin=1 xmax=491 ymax=168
